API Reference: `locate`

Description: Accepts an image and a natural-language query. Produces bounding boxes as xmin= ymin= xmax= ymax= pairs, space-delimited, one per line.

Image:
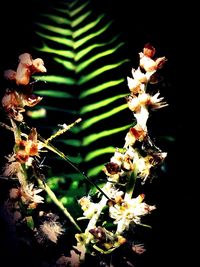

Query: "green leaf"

xmin=34 ymin=90 xmax=74 ymax=98
xmin=77 ymin=60 xmax=129 ymax=84
xmin=36 ymin=22 xmax=72 ymax=36
xmin=79 ymin=79 xmax=124 ymax=98
xmin=81 ymin=103 xmax=128 ymax=129
xmin=84 ymin=146 xmax=116 ymax=162
xmin=35 ymin=75 xmax=76 ymax=85
xmin=83 ymin=124 xmax=131 ymax=146
xmin=33 ymin=0 xmax=131 ymax=180
xmin=36 ymin=31 xmax=74 ymax=47
xmin=40 ymin=14 xmax=70 ymax=25
xmin=80 ymin=94 xmax=127 ymax=114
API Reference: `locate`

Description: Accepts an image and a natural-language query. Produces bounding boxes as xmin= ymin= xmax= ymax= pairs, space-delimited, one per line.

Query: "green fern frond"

xmin=36 ymin=22 xmax=72 ymax=36
xmin=80 ymin=94 xmax=127 ymax=114
xmin=32 ymin=0 xmax=131 ymax=184
xmin=36 ymin=31 xmax=73 ymax=47
xmin=74 ymin=22 xmax=112 ymax=49
xmin=72 ymin=11 xmax=92 ymax=27
xmin=84 ymin=146 xmax=116 ymax=162
xmin=79 ymin=79 xmax=124 ymax=98
xmin=80 ymin=103 xmax=128 ymax=130
xmin=40 ymin=14 xmax=70 ymax=25
xmin=35 ymin=75 xmax=76 ymax=85
xmin=34 ymin=90 xmax=74 ymax=98
xmin=82 ymin=124 xmax=132 ymax=146
xmin=77 ymin=60 xmax=129 ymax=83
xmin=35 ymin=43 xmax=74 ymax=58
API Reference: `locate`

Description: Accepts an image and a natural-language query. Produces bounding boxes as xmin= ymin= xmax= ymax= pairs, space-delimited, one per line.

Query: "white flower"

xmin=78 ymin=197 xmax=99 ymax=219
xmin=127 ymin=96 xmax=140 ymax=112
xmin=134 ymin=107 xmax=149 ymax=131
xmin=110 ymin=151 xmax=124 ymax=167
xmin=127 ymin=77 xmax=144 ymax=94
xmin=5 ymin=53 xmax=47 ymax=86
xmin=21 ymin=183 xmax=44 ymax=204
xmin=139 ymin=53 xmax=158 ymax=72
xmin=83 ymin=203 xmax=99 ymax=219
xmin=107 ymin=187 xmax=124 ymax=201
xmin=131 ymin=67 xmax=155 ymax=84
xmin=149 ymin=92 xmax=168 ymax=109
xmin=109 ymin=194 xmax=155 ymax=233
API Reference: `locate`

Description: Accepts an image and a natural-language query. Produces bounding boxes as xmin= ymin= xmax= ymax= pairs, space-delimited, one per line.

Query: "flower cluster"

xmin=1 ymin=53 xmax=80 ymax=247
xmin=1 ymin=53 xmax=46 ymax=213
xmin=60 ymin=43 xmax=168 ymax=266
xmin=2 ymin=53 xmax=46 ymax=122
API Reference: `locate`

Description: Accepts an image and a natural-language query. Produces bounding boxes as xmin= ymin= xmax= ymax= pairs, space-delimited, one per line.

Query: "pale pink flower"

xmin=9 ymin=188 xmax=20 ymax=199
xmin=4 ymin=53 xmax=46 ymax=85
xmin=2 ymin=89 xmax=42 ymax=121
xmin=132 ymin=243 xmax=146 ymax=254
xmin=56 ymin=250 xmax=80 ymax=267
xmin=20 ymin=183 xmax=44 ymax=205
xmin=40 ymin=220 xmax=64 ymax=243
xmin=2 ymin=161 xmax=22 ymax=177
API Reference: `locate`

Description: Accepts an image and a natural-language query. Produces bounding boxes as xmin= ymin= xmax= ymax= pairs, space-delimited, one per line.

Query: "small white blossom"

xmin=149 ymin=92 xmax=168 ymax=109
xmin=21 ymin=183 xmax=44 ymax=204
xmin=127 ymin=77 xmax=144 ymax=94
xmin=109 ymin=194 xmax=155 ymax=233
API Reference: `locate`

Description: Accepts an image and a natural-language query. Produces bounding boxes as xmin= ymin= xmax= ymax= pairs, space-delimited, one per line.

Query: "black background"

xmin=0 ymin=0 xmax=192 ymax=266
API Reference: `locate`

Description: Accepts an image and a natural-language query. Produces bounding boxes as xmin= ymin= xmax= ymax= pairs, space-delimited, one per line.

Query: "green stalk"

xmin=37 ymin=179 xmax=81 ymax=232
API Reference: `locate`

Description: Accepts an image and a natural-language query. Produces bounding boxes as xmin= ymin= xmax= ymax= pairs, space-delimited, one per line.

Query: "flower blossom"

xmin=132 ymin=243 xmax=146 ymax=254
xmin=103 ymin=149 xmax=135 ymax=183
xmin=40 ymin=220 xmax=64 ymax=243
xmin=15 ymin=128 xmax=39 ymax=163
xmin=139 ymin=43 xmax=167 ymax=72
xmin=109 ymin=194 xmax=156 ymax=233
xmin=2 ymin=53 xmax=46 ymax=121
xmin=4 ymin=53 xmax=46 ymax=85
xmin=78 ymin=196 xmax=99 ymax=219
xmin=2 ymin=161 xmax=22 ymax=177
xmin=124 ymin=125 xmax=147 ymax=148
xmin=20 ymin=183 xmax=44 ymax=206
xmin=2 ymin=88 xmax=43 ymax=121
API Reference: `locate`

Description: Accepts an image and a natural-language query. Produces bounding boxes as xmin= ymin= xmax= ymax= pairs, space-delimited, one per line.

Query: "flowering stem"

xmin=44 ymin=118 xmax=82 ymax=144
xmin=83 ymin=184 xmax=112 ymax=247
xmin=37 ymin=179 xmax=81 ymax=232
xmin=85 ymin=196 xmax=108 ymax=234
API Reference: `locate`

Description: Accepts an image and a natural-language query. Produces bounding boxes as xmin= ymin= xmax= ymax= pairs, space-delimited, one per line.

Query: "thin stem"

xmin=45 ymin=118 xmax=82 ymax=144
xmin=37 ymin=179 xmax=81 ymax=232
